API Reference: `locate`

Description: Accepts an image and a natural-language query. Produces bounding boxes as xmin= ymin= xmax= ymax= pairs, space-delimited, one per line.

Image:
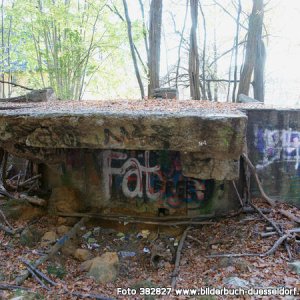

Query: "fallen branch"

xmin=207 ymin=233 xmax=289 ymax=258
xmin=171 ymin=226 xmax=191 ymax=290
xmin=249 ymin=202 xmax=292 ymax=260
xmin=0 ymin=88 xmax=55 ymax=103
xmin=56 ymin=212 xmax=214 ymax=226
xmin=187 ymin=235 xmax=202 ymax=245
xmin=0 ymin=223 xmax=15 ymax=235
xmin=19 ymin=194 xmax=47 ymax=207
xmin=15 ymin=217 xmax=88 ymax=285
xmin=0 ymin=79 xmax=34 ymax=91
xmin=0 ymin=283 xmax=32 ymax=291
xmin=20 ymin=258 xmax=57 ymax=286
xmin=242 ymin=153 xmax=275 ymax=206
xmin=0 ymin=208 xmax=13 ymax=229
xmin=279 ymin=209 xmax=300 ymax=224
xmin=25 ymin=266 xmax=50 ymax=291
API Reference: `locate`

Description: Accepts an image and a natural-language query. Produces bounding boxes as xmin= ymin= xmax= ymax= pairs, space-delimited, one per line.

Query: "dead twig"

xmin=25 ymin=266 xmax=50 ymax=291
xmin=15 ymin=217 xmax=88 ymax=285
xmin=0 ymin=208 xmax=13 ymax=229
xmin=0 ymin=283 xmax=32 ymax=291
xmin=0 ymin=79 xmax=34 ymax=91
xmin=0 ymin=223 xmax=15 ymax=235
xmin=171 ymin=226 xmax=191 ymax=290
xmin=19 ymin=194 xmax=47 ymax=207
xmin=242 ymin=153 xmax=275 ymax=206
xmin=56 ymin=212 xmax=214 ymax=226
xmin=187 ymin=235 xmax=202 ymax=245
xmin=279 ymin=209 xmax=300 ymax=224
xmin=20 ymin=258 xmax=57 ymax=286
xmin=207 ymin=233 xmax=289 ymax=258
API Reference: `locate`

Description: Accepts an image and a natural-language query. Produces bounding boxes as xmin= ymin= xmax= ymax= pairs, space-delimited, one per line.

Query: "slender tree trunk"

xmin=122 ymin=0 xmax=145 ymax=99
xmin=213 ymin=26 xmax=218 ymax=101
xmin=199 ymin=1 xmax=207 ymax=99
xmin=189 ymin=0 xmax=201 ymax=100
xmin=148 ymin=0 xmax=162 ymax=98
xmin=232 ymin=0 xmax=241 ymax=102
xmin=253 ymin=38 xmax=266 ymax=101
xmin=238 ymin=0 xmax=264 ymax=97
xmin=175 ymin=0 xmax=188 ymax=90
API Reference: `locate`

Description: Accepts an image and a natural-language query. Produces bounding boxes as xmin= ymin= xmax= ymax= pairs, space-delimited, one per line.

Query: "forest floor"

xmin=0 ymin=198 xmax=300 ymax=300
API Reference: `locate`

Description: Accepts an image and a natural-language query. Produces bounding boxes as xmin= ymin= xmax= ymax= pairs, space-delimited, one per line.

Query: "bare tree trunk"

xmin=1 ymin=0 xmax=5 ymax=99
xmin=213 ymin=26 xmax=218 ymax=101
xmin=189 ymin=0 xmax=201 ymax=100
xmin=238 ymin=0 xmax=264 ymax=97
xmin=199 ymin=1 xmax=207 ymax=99
xmin=148 ymin=0 xmax=162 ymax=98
xmin=253 ymin=39 xmax=266 ymax=101
xmin=122 ymin=0 xmax=145 ymax=99
xmin=175 ymin=0 xmax=189 ymax=89
xmin=232 ymin=0 xmax=241 ymax=102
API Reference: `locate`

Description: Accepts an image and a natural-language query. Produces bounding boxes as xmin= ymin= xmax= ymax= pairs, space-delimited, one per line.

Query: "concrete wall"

xmin=44 ymin=149 xmax=238 ymax=217
xmin=246 ymin=109 xmax=300 ymax=206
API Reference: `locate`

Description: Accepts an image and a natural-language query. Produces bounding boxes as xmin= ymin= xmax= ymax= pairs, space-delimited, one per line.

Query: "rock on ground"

xmin=74 ymin=249 xmax=93 ymax=261
xmin=40 ymin=231 xmax=57 ymax=247
xmin=81 ymin=252 xmax=119 ymax=283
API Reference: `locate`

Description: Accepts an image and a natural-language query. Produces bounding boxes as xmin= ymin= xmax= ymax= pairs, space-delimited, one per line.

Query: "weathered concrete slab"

xmin=0 ymin=100 xmax=247 ymax=162
xmin=181 ymin=152 xmax=239 ymax=180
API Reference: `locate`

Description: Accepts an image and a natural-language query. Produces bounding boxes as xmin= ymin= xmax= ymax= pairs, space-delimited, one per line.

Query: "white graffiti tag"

xmin=255 ymin=128 xmax=300 ymax=170
xmin=103 ymin=150 xmax=162 ymax=200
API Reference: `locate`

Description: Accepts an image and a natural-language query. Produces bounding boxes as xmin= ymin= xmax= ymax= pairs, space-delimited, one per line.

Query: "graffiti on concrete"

xmin=103 ymin=150 xmax=211 ymax=208
xmin=255 ymin=128 xmax=300 ymax=170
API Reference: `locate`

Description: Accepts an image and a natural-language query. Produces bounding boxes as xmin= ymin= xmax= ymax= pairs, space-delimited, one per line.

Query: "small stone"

xmin=118 ymin=251 xmax=136 ymax=258
xmin=20 ymin=228 xmax=40 ymax=247
xmin=74 ymin=249 xmax=93 ymax=261
xmin=87 ymin=238 xmax=97 ymax=244
xmin=80 ymin=259 xmax=93 ymax=272
xmin=288 ymin=261 xmax=300 ymax=274
xmin=41 ymin=231 xmax=57 ymax=247
xmin=84 ymin=252 xmax=119 ymax=283
xmin=224 ymin=277 xmax=249 ymax=288
xmin=57 ymin=225 xmax=71 ymax=235
xmin=82 ymin=231 xmax=92 ymax=239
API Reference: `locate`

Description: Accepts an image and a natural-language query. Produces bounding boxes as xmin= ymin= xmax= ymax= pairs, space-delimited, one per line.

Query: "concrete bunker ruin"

xmin=1 ymin=100 xmax=299 ymax=217
xmin=0 ymin=100 xmax=247 ymax=217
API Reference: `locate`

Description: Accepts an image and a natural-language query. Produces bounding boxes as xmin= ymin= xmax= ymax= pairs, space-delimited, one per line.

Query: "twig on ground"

xmin=279 ymin=209 xmax=300 ymax=224
xmin=207 ymin=233 xmax=289 ymax=258
xmin=0 ymin=283 xmax=32 ymax=291
xmin=0 ymin=223 xmax=15 ymax=235
xmin=0 ymin=208 xmax=13 ymax=229
xmin=56 ymin=212 xmax=214 ymax=226
xmin=25 ymin=266 xmax=50 ymax=291
xmin=19 ymin=194 xmax=47 ymax=207
xmin=187 ymin=235 xmax=202 ymax=245
xmin=171 ymin=226 xmax=191 ymax=290
xmin=20 ymin=258 xmax=57 ymax=286
xmin=15 ymin=217 xmax=88 ymax=285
